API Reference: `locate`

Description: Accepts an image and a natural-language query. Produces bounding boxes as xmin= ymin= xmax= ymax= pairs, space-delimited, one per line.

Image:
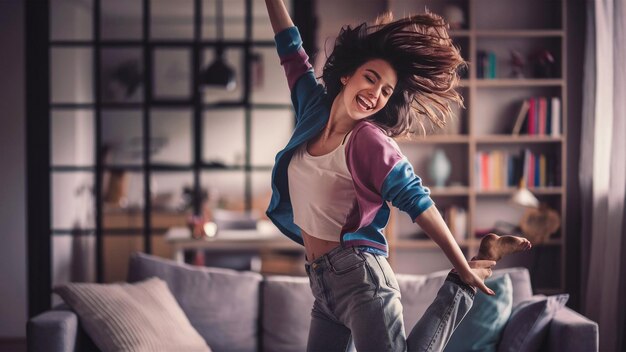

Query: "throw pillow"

xmin=444 ymin=274 xmax=514 ymax=352
xmin=127 ymin=251 xmax=263 ymax=352
xmin=53 ymin=277 xmax=212 ymax=352
xmin=498 ymin=294 xmax=569 ymax=352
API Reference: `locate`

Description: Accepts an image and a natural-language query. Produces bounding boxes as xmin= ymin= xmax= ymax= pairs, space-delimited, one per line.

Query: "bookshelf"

xmin=385 ymin=0 xmax=567 ymax=294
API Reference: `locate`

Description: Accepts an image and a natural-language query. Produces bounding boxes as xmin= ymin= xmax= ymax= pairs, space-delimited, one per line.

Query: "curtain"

xmin=580 ymin=0 xmax=626 ymax=351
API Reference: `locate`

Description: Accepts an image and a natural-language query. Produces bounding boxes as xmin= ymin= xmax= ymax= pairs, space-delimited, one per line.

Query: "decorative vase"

xmin=429 ymin=148 xmax=451 ymax=187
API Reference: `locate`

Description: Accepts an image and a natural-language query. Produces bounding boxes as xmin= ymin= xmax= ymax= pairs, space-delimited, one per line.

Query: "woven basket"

xmin=520 ymin=205 xmax=561 ymax=245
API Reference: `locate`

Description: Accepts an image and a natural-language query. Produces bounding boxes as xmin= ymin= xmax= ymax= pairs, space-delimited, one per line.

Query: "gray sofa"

xmin=28 ymin=252 xmax=598 ymax=352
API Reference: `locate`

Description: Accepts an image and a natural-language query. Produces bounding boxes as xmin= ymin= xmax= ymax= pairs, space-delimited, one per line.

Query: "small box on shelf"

xmin=477 ymin=50 xmax=497 ymax=79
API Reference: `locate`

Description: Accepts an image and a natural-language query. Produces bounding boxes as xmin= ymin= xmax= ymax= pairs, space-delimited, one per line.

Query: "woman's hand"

xmin=458 ymin=260 xmax=496 ymax=296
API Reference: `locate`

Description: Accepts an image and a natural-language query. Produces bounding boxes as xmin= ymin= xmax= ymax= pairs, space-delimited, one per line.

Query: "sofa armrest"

xmin=27 ymin=310 xmax=78 ymax=352
xmin=548 ymin=307 xmax=599 ymax=352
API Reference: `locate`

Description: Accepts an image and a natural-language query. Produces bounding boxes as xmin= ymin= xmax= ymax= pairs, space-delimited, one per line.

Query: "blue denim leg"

xmin=305 ymin=247 xmax=405 ymax=351
xmin=406 ymin=274 xmax=476 ymax=352
xmin=338 ymin=251 xmax=406 ymax=352
xmin=305 ymin=248 xmax=354 ymax=352
xmin=307 ymin=306 xmax=353 ymax=352
xmin=305 ymin=246 xmax=475 ymax=352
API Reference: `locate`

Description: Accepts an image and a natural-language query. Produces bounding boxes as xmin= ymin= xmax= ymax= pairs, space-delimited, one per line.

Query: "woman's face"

xmin=340 ymin=58 xmax=398 ymax=121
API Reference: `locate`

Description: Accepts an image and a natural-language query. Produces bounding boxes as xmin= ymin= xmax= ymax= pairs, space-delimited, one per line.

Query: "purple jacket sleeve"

xmin=346 ymin=121 xmax=434 ymax=226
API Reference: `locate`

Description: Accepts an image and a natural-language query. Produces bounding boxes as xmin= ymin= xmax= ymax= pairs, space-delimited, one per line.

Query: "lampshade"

xmin=199 ymin=0 xmax=236 ymax=91
xmin=111 ymin=60 xmax=142 ymax=98
xmin=509 ymin=186 xmax=539 ymax=208
xmin=199 ymin=50 xmax=236 ymax=91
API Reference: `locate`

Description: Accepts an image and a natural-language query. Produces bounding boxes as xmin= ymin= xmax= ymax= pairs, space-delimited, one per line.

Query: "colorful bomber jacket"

xmin=266 ymin=26 xmax=434 ymax=257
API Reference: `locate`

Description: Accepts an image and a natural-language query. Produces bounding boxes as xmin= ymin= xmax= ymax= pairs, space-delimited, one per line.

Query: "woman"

xmin=263 ymin=1 xmax=531 ymax=351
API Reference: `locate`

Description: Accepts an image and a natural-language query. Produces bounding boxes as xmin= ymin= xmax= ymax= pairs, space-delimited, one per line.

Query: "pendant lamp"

xmin=200 ymin=0 xmax=236 ymax=91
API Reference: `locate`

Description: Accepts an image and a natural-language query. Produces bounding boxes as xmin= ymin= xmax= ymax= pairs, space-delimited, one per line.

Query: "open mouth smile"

xmin=356 ymin=95 xmax=375 ymax=111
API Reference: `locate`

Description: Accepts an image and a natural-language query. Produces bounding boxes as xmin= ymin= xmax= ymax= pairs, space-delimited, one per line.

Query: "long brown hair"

xmin=322 ymin=11 xmax=467 ymax=138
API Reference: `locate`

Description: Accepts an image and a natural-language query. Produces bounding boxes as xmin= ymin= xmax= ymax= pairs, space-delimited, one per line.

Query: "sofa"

xmin=28 ymin=252 xmax=598 ymax=352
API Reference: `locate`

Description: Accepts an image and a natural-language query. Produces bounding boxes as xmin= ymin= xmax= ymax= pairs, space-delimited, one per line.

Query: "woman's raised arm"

xmin=264 ymin=0 xmax=294 ymax=35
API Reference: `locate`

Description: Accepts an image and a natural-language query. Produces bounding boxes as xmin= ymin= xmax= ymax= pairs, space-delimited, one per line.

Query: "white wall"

xmin=313 ymin=0 xmax=386 ymax=74
xmin=0 ymin=0 xmax=27 ymax=338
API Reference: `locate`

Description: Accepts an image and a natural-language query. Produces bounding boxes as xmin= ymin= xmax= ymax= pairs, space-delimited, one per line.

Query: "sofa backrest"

xmin=128 ymin=252 xmax=533 ymax=352
xmin=261 ymin=267 xmax=533 ymax=351
xmin=128 ymin=252 xmax=263 ymax=352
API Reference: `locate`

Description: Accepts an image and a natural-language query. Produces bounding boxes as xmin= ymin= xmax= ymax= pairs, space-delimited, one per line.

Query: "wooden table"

xmin=166 ymin=230 xmax=305 ymax=275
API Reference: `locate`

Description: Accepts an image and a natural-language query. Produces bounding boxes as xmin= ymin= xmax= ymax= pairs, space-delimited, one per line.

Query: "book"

xmin=535 ymin=153 xmax=541 ymax=187
xmin=551 ymin=97 xmax=561 ymax=136
xmin=546 ymin=97 xmax=552 ymax=135
xmin=477 ymin=51 xmax=485 ymax=78
xmin=528 ymin=98 xmax=536 ymax=135
xmin=523 ymin=149 xmax=531 ymax=187
xmin=488 ymin=52 xmax=496 ymax=79
xmin=482 ymin=152 xmax=490 ymax=189
xmin=539 ymin=97 xmax=547 ymax=136
xmin=475 ymin=152 xmax=482 ymax=190
xmin=512 ymin=100 xmax=530 ymax=135
xmin=540 ymin=154 xmax=547 ymax=187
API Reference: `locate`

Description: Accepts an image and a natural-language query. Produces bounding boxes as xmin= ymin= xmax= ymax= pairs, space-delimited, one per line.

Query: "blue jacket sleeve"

xmin=274 ymin=26 xmax=325 ymax=124
xmin=381 ymin=158 xmax=435 ymax=221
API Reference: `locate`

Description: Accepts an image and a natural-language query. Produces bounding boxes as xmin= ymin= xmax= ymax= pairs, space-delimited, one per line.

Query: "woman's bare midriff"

xmin=302 ymin=229 xmax=341 ymax=262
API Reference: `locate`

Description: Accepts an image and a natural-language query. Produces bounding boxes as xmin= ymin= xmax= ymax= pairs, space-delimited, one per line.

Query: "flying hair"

xmin=321 ymin=10 xmax=467 ymax=138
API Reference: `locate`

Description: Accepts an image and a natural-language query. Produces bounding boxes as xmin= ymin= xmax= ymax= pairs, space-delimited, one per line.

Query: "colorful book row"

xmin=511 ymin=97 xmax=562 ymax=136
xmin=475 ymin=149 xmax=559 ymax=190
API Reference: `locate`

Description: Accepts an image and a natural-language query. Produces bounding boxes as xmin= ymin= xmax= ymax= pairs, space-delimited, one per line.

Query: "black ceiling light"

xmin=200 ymin=0 xmax=236 ymax=91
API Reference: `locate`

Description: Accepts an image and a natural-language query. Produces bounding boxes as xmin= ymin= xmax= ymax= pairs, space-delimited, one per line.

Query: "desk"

xmin=167 ymin=230 xmax=305 ymax=275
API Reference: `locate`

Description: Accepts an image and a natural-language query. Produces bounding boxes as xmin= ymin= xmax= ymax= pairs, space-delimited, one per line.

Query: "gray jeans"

xmin=304 ymin=245 xmax=475 ymax=352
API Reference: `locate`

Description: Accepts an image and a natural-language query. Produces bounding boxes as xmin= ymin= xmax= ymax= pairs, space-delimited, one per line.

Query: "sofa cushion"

xmin=498 ymin=294 xmax=569 ymax=352
xmin=397 ymin=267 xmax=532 ymax=331
xmin=127 ymin=252 xmax=262 ymax=352
xmin=53 ymin=277 xmax=211 ymax=352
xmin=444 ymin=274 xmax=514 ymax=352
xmin=261 ymin=276 xmax=313 ymax=352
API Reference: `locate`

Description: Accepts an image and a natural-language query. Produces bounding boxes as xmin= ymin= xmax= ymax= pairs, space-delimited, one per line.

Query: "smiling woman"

xmin=339 ymin=59 xmax=397 ymax=119
xmin=263 ymin=0 xmax=532 ymax=351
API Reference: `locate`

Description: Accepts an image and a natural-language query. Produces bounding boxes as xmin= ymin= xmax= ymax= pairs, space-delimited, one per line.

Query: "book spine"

xmin=551 ymin=97 xmax=561 ymax=136
xmin=483 ymin=152 xmax=490 ymax=189
xmin=503 ymin=152 xmax=509 ymax=189
xmin=475 ymin=152 xmax=482 ymax=190
xmin=524 ymin=149 xmax=532 ymax=188
xmin=507 ymin=153 xmax=513 ymax=187
xmin=546 ymin=97 xmax=552 ymax=135
xmin=514 ymin=152 xmax=522 ymax=187
xmin=489 ymin=51 xmax=496 ymax=79
xmin=495 ymin=151 xmax=501 ymax=189
xmin=539 ymin=97 xmax=547 ymax=136
xmin=535 ymin=152 xmax=541 ymax=188
xmin=529 ymin=97 xmax=536 ymax=135
xmin=540 ymin=154 xmax=547 ymax=187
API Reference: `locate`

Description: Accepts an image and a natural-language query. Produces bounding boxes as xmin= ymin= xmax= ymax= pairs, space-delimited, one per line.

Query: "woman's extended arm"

xmin=415 ymin=206 xmax=494 ymax=295
xmin=264 ymin=0 xmax=294 ymax=35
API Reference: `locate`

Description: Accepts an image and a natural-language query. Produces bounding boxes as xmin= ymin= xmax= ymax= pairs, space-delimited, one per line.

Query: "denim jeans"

xmin=304 ymin=245 xmax=476 ymax=352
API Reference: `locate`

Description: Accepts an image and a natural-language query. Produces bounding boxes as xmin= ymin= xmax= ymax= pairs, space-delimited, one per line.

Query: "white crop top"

xmin=287 ymin=131 xmax=356 ymax=242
